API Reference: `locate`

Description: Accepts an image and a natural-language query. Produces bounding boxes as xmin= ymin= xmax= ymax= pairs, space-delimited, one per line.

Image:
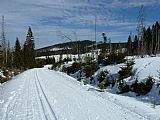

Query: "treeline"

xmin=14 ymin=27 xmax=56 ymax=69
xmin=127 ymin=21 xmax=160 ymax=56
xmin=13 ymin=27 xmax=36 ymax=69
xmin=0 ymin=27 xmax=36 ymax=69
xmin=14 ymin=27 xmax=35 ymax=69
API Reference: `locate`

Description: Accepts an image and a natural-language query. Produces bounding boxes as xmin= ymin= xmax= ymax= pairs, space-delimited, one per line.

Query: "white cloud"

xmin=0 ymin=0 xmax=159 ymax=48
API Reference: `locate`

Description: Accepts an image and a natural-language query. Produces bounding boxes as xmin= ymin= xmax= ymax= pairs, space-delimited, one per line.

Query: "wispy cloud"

xmin=0 ymin=0 xmax=159 ymax=48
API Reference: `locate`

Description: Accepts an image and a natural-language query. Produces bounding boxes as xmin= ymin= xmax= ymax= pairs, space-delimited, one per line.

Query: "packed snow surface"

xmin=0 ymin=67 xmax=160 ymax=120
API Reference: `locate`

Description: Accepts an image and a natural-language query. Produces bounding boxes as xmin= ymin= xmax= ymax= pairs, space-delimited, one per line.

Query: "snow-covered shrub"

xmin=118 ymin=66 xmax=132 ymax=80
xmin=35 ymin=59 xmax=45 ymax=68
xmin=144 ymin=76 xmax=154 ymax=94
xmin=45 ymin=56 xmax=55 ymax=64
xmin=103 ymin=52 xmax=126 ymax=65
xmin=73 ymin=56 xmax=76 ymax=62
xmin=77 ymin=77 xmax=81 ymax=82
xmin=137 ymin=82 xmax=146 ymax=95
xmin=118 ymin=60 xmax=134 ymax=80
xmin=131 ymin=79 xmax=139 ymax=93
xmin=118 ymin=82 xmax=130 ymax=94
xmin=52 ymin=61 xmax=64 ymax=70
xmin=0 ymin=77 xmax=8 ymax=84
xmin=0 ymin=70 xmax=10 ymax=83
xmin=83 ymin=62 xmax=99 ymax=78
xmin=98 ymin=70 xmax=108 ymax=83
xmin=98 ymin=79 xmax=111 ymax=91
xmin=126 ymin=59 xmax=135 ymax=66
xmin=71 ymin=62 xmax=82 ymax=73
xmin=84 ymin=55 xmax=93 ymax=64
xmin=131 ymin=76 xmax=154 ymax=95
xmin=118 ymin=60 xmax=134 ymax=94
xmin=83 ymin=80 xmax=90 ymax=85
xmin=2 ymin=69 xmax=9 ymax=77
xmin=89 ymin=76 xmax=94 ymax=84
xmin=98 ymin=82 xmax=107 ymax=91
xmin=64 ymin=57 xmax=72 ymax=63
xmin=83 ymin=65 xmax=93 ymax=78
xmin=146 ymin=77 xmax=153 ymax=94
xmin=98 ymin=53 xmax=105 ymax=64
xmin=110 ymin=80 xmax=116 ymax=87
xmin=63 ymin=62 xmax=82 ymax=74
xmin=104 ymin=79 xmax=111 ymax=87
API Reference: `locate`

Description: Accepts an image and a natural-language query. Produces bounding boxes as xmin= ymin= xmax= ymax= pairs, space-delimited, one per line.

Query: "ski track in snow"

xmin=34 ymin=70 xmax=57 ymax=120
xmin=0 ymin=68 xmax=159 ymax=120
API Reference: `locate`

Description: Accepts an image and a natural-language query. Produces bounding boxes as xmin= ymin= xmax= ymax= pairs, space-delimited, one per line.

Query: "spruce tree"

xmin=14 ymin=37 xmax=22 ymax=68
xmin=133 ymin=35 xmax=138 ymax=55
xmin=127 ymin=35 xmax=132 ymax=55
xmin=146 ymin=27 xmax=152 ymax=55
xmin=23 ymin=27 xmax=35 ymax=68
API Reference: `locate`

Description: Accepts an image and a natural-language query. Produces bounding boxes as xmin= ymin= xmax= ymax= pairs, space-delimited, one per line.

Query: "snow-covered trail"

xmin=0 ymin=68 xmax=159 ymax=120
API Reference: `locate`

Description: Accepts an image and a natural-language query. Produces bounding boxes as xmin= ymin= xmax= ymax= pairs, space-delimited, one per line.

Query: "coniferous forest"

xmin=127 ymin=21 xmax=160 ymax=56
xmin=0 ymin=27 xmax=39 ymax=83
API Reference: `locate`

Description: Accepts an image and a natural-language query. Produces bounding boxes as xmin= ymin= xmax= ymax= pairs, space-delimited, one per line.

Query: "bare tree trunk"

xmin=154 ymin=26 xmax=158 ymax=55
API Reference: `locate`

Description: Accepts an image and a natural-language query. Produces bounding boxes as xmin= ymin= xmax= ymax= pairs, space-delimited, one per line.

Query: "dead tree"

xmin=137 ymin=5 xmax=145 ymax=56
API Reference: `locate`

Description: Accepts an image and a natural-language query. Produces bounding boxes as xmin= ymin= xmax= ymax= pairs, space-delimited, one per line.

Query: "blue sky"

xmin=0 ymin=0 xmax=160 ymax=48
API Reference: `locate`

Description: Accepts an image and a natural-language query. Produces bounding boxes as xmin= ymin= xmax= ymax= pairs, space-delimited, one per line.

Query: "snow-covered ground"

xmin=94 ymin=56 xmax=160 ymax=85
xmin=36 ymin=52 xmax=96 ymax=62
xmin=97 ymin=56 xmax=160 ymax=103
xmin=0 ymin=67 xmax=160 ymax=120
xmin=67 ymin=56 xmax=160 ymax=105
xmin=95 ymin=56 xmax=160 ymax=82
